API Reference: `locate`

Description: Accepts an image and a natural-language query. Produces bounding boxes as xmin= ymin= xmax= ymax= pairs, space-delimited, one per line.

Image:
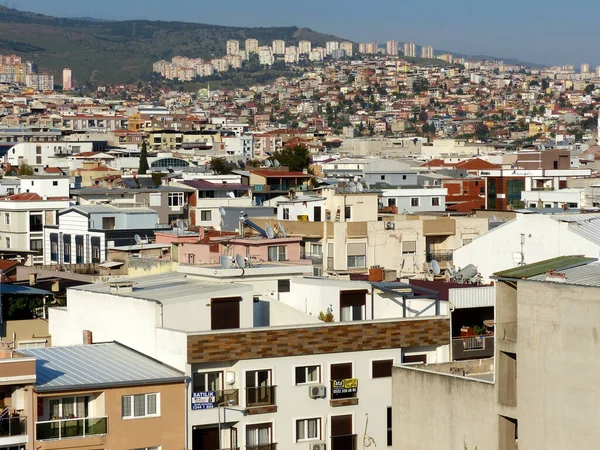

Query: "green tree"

xmin=585 ymin=84 xmax=596 ymax=95
xmin=318 ymin=308 xmax=334 ymax=322
xmin=138 ymin=141 xmax=149 ymax=175
xmin=209 ymin=157 xmax=233 ymax=175
xmin=19 ymin=163 xmax=34 ymax=176
xmin=475 ymin=123 xmax=490 ymax=140
xmin=271 ymin=145 xmax=311 ymax=173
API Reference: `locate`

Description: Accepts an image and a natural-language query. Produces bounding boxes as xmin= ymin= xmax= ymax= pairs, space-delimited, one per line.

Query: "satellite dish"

xmin=227 ymin=192 xmax=235 ymax=198
xmin=273 ymin=159 xmax=280 ymax=167
xmin=356 ymin=183 xmax=364 ymax=192
xmin=431 ymin=260 xmax=441 ymax=275
xmin=235 ymin=254 xmax=245 ymax=268
xmin=219 ymin=255 xmax=232 ymax=269
xmin=446 ymin=261 xmax=456 ymax=277
xmin=353 ymin=176 xmax=359 ymax=183
xmin=134 ymin=234 xmax=142 ymax=245
xmin=278 ymin=221 xmax=288 ymax=238
xmin=266 ymin=225 xmax=275 ymax=239
xmin=425 ymin=262 xmax=432 ymax=275
xmin=219 ymin=207 xmax=226 ymax=216
xmin=350 ymin=183 xmax=357 ymax=193
xmin=265 ymin=159 xmax=273 ymax=167
xmin=366 ymin=182 xmax=371 ymax=190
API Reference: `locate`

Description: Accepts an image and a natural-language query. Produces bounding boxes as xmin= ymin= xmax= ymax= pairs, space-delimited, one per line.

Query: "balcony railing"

xmin=246 ymin=444 xmax=277 ymax=450
xmin=452 ymin=336 xmax=495 ymax=360
xmin=331 ymin=434 xmax=358 ymax=450
xmin=246 ymin=386 xmax=276 ymax=408
xmin=426 ymin=250 xmax=453 ymax=262
xmin=0 ymin=416 xmax=27 ymax=438
xmin=36 ymin=416 xmax=108 ymax=441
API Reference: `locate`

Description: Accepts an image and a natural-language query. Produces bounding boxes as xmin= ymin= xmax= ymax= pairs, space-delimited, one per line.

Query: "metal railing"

xmin=0 ymin=416 xmax=27 ymax=437
xmin=331 ymin=434 xmax=357 ymax=450
xmin=452 ymin=336 xmax=495 ymax=360
xmin=246 ymin=386 xmax=276 ymax=408
xmin=246 ymin=444 xmax=277 ymax=450
xmin=36 ymin=416 xmax=108 ymax=441
xmin=426 ymin=250 xmax=453 ymax=262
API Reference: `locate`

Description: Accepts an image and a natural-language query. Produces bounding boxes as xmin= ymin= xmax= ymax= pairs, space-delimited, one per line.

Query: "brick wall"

xmin=187 ymin=318 xmax=449 ymax=363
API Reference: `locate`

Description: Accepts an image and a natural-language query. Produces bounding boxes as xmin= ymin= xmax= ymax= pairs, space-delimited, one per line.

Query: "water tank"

xmin=455 ymin=264 xmax=478 ymax=283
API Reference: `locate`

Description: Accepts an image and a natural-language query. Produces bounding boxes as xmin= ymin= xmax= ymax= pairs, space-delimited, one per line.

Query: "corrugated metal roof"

xmin=552 ymin=214 xmax=600 ymax=246
xmin=18 ymin=342 xmax=185 ymax=392
xmin=528 ymin=262 xmax=600 ymax=287
xmin=449 ymin=286 xmax=495 ymax=309
xmin=494 ymin=255 xmax=597 ymax=279
xmin=1 ymin=284 xmax=53 ymax=296
xmin=65 ymin=205 xmax=157 ymax=215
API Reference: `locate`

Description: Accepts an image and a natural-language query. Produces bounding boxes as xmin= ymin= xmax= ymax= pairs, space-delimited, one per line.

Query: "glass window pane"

xmin=297 ymin=420 xmax=306 ymax=440
xmin=308 ymin=418 xmax=318 ymax=439
xmin=62 ymin=397 xmax=74 ymax=417
xmin=295 ymin=367 xmax=306 ymax=384
xmin=133 ymin=394 xmax=145 ymax=416
xmin=307 ymin=366 xmax=318 ymax=382
xmin=122 ymin=396 xmax=132 ymax=417
xmin=147 ymin=394 xmax=157 ymax=415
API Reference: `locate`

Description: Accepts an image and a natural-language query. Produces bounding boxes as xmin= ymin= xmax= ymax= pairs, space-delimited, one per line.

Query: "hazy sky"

xmin=14 ymin=0 xmax=600 ymax=67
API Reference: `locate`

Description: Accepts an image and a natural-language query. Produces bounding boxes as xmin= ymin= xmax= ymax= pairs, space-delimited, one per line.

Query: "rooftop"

xmin=493 ymin=255 xmax=597 ymax=280
xmin=18 ymin=342 xmax=185 ymax=392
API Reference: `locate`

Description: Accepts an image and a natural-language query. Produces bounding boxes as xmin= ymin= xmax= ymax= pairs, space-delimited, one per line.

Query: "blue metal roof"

xmin=18 ymin=342 xmax=185 ymax=392
xmin=1 ymin=284 xmax=53 ymax=296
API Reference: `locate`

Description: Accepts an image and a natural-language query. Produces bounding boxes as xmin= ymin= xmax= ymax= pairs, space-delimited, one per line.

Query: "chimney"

xmin=82 ymin=330 xmax=93 ymax=345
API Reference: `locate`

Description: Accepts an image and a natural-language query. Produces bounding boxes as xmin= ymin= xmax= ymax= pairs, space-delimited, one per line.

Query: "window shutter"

xmin=403 ymin=240 xmax=417 ymax=252
xmin=211 ymin=297 xmax=241 ymax=330
xmin=372 ymin=360 xmax=393 ymax=378
xmin=340 ymin=290 xmax=367 ymax=308
xmin=347 ymin=242 xmax=366 ymax=256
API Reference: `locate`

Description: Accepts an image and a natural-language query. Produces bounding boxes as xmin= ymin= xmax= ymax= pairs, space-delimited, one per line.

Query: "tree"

xmin=585 ymin=84 xmax=596 ymax=95
xmin=475 ymin=123 xmax=490 ymax=140
xmin=541 ymin=78 xmax=550 ymax=90
xmin=19 ymin=163 xmax=34 ymax=176
xmin=418 ymin=111 xmax=429 ymax=122
xmin=271 ymin=145 xmax=311 ymax=173
xmin=318 ymin=308 xmax=334 ymax=322
xmin=209 ymin=157 xmax=233 ymax=175
xmin=138 ymin=141 xmax=149 ymax=175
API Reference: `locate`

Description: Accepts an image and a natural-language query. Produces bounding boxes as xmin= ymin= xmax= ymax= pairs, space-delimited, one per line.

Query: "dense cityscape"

xmin=0 ymin=3 xmax=599 ymax=450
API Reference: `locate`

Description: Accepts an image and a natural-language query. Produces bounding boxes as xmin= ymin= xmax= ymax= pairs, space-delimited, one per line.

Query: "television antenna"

xmin=219 ymin=255 xmax=233 ymax=269
xmin=278 ymin=221 xmax=288 ymax=238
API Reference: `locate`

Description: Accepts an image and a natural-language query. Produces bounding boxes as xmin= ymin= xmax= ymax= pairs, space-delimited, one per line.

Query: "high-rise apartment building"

xmin=340 ymin=41 xmax=353 ymax=57
xmin=386 ymin=40 xmax=399 ymax=56
xmin=366 ymin=42 xmax=378 ymax=54
xmin=596 ymin=66 xmax=600 ymax=77
xmin=62 ymin=68 xmax=72 ymax=91
xmin=438 ymin=53 xmax=453 ymax=63
xmin=226 ymin=40 xmax=240 ymax=56
xmin=272 ymin=40 xmax=285 ymax=55
xmin=326 ymin=41 xmax=340 ymax=56
xmin=404 ymin=42 xmax=416 ymax=58
xmin=581 ymin=63 xmax=590 ymax=73
xmin=25 ymin=73 xmax=54 ymax=91
xmin=298 ymin=40 xmax=312 ymax=55
xmin=421 ymin=45 xmax=434 ymax=59
xmin=245 ymin=39 xmax=259 ymax=54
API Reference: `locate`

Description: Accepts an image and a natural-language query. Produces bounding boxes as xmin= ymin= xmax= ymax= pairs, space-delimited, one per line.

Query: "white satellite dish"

xmin=219 ymin=255 xmax=232 ymax=269
xmin=350 ymin=184 xmax=357 ymax=193
xmin=446 ymin=261 xmax=456 ymax=277
xmin=425 ymin=262 xmax=432 ymax=275
xmin=273 ymin=159 xmax=280 ymax=167
xmin=266 ymin=225 xmax=275 ymax=239
xmin=227 ymin=192 xmax=235 ymax=199
xmin=356 ymin=183 xmax=364 ymax=192
xmin=265 ymin=159 xmax=273 ymax=167
xmin=353 ymin=176 xmax=359 ymax=183
xmin=278 ymin=221 xmax=288 ymax=238
xmin=134 ymin=234 xmax=142 ymax=245
xmin=235 ymin=254 xmax=245 ymax=268
xmin=219 ymin=207 xmax=226 ymax=216
xmin=431 ymin=260 xmax=441 ymax=275
xmin=366 ymin=182 xmax=371 ymax=190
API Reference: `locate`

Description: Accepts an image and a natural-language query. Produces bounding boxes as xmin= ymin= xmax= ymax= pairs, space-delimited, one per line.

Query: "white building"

xmin=226 ymin=40 xmax=240 ymax=56
xmin=245 ymin=39 xmax=259 ymax=54
xmin=421 ymin=45 xmax=434 ymax=59
xmin=298 ymin=40 xmax=312 ymax=55
xmin=521 ymin=188 xmax=583 ymax=209
xmin=403 ymin=42 xmax=416 ymax=58
xmin=340 ymin=42 xmax=354 ymax=57
xmin=62 ymin=68 xmax=72 ymax=90
xmin=6 ymin=141 xmax=94 ymax=170
xmin=223 ymin=135 xmax=254 ymax=157
xmin=49 ymin=264 xmax=450 ymax=450
xmin=326 ymin=41 xmax=340 ymax=56
xmin=453 ymin=212 xmax=600 ymax=281
xmin=272 ymin=40 xmax=285 ymax=55
xmin=380 ymin=187 xmax=447 ymax=214
xmin=259 ymin=49 xmax=274 ymax=66
xmin=386 ymin=40 xmax=399 ymax=56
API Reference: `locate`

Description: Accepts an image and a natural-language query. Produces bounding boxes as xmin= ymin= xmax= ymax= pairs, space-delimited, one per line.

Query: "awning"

xmin=98 ymin=261 xmax=125 ymax=269
xmin=0 ymin=284 xmax=53 ymax=296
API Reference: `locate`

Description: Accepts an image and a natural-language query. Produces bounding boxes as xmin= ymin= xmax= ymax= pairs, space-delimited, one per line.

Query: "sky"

xmin=13 ymin=0 xmax=600 ymax=67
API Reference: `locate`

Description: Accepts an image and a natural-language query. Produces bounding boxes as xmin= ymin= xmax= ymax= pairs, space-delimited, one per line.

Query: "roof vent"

xmin=107 ymin=281 xmax=136 ymax=293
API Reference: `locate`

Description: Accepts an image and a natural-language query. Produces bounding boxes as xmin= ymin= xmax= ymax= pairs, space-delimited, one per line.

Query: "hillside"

xmin=0 ymin=7 xmax=350 ymax=84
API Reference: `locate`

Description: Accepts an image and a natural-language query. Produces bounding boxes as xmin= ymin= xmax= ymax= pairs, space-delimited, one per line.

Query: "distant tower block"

xmin=62 ymin=68 xmax=72 ymax=91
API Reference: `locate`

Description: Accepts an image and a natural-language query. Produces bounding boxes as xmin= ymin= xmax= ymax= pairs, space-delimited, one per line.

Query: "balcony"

xmin=0 ymin=416 xmax=27 ymax=440
xmin=246 ymin=386 xmax=276 ymax=408
xmin=426 ymin=250 xmax=453 ymax=263
xmin=452 ymin=335 xmax=494 ymax=360
xmin=246 ymin=444 xmax=277 ymax=450
xmin=331 ymin=434 xmax=358 ymax=450
xmin=191 ymin=389 xmax=239 ymax=410
xmin=36 ymin=416 xmax=108 ymax=441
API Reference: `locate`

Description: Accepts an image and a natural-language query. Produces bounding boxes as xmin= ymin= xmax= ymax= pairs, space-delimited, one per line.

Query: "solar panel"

xmin=138 ymin=178 xmax=155 ymax=188
xmin=122 ymin=178 xmax=138 ymax=188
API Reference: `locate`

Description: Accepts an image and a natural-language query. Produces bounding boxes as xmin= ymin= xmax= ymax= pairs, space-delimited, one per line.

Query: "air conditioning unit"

xmin=309 ymin=384 xmax=326 ymax=399
xmin=309 ymin=443 xmax=325 ymax=450
xmin=385 ymin=222 xmax=395 ymax=230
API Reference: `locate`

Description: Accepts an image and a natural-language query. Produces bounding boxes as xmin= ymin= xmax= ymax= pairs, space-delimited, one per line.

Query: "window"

xmin=295 ymin=365 xmax=320 ymax=385
xmin=149 ymin=193 xmax=161 ymax=207
xmin=36 ymin=155 xmax=42 ymax=164
xmin=462 ymin=238 xmax=472 ymax=246
xmin=431 ymin=197 xmax=440 ymax=206
xmin=403 ymin=354 xmax=427 ymax=364
xmin=193 ymin=371 xmax=222 ymax=393
xmin=268 ymin=245 xmax=286 ymax=261
xmin=102 ymin=217 xmax=115 ymax=230
xmin=387 ymin=407 xmax=392 ymax=446
xmin=50 ymin=233 xmax=58 ymax=262
xmin=347 ymin=242 xmax=366 ymax=268
xmin=410 ymin=198 xmax=419 ymax=207
xmin=402 ymin=175 xmax=407 ymax=180
xmin=283 ymin=208 xmax=290 ymax=220
xmin=4 ymin=236 xmax=10 ymax=249
xmin=499 ymin=351 xmax=517 ymax=407
xmin=277 ymin=279 xmax=290 ymax=293
xmin=36 ymin=145 xmax=42 ymax=155
xmin=246 ymin=370 xmax=274 ymax=407
xmin=30 ymin=238 xmax=43 ymax=255
xmin=330 ymin=362 xmax=352 ymax=380
xmin=344 ymin=206 xmax=352 ymax=220
xmin=122 ymin=393 xmax=159 ymax=419
xmin=311 ymin=243 xmax=322 ymax=256
xmin=313 ymin=267 xmax=323 ymax=277
xmin=91 ymin=236 xmax=101 ymax=263
xmin=296 ymin=418 xmax=321 ymax=441
xmin=49 ymin=396 xmax=89 ymax=419
xmin=75 ymin=235 xmax=84 ymax=264
xmin=30 ymin=213 xmax=43 ymax=232
xmin=4 ymin=212 xmax=9 ymax=225
xmin=52 ymin=181 xmax=58 ymax=186
xmin=246 ymin=423 xmax=272 ymax=448
xmin=380 ymin=175 xmax=385 ymax=180
xmin=372 ymin=360 xmax=393 ymax=378
xmin=63 ymin=234 xmax=71 ymax=263
xmin=402 ymin=240 xmax=416 ymax=254
xmin=211 ymin=297 xmax=241 ymax=330
xmin=340 ymin=290 xmax=366 ymax=321
xmin=168 ymin=192 xmax=184 ymax=207
xmin=200 ymin=210 xmax=212 ymax=221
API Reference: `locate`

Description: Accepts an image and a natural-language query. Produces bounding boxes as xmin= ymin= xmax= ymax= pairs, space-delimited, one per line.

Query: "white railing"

xmin=461 ymin=336 xmax=486 ymax=350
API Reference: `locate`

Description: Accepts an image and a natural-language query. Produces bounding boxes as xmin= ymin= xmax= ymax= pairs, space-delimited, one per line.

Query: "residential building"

xmin=326 ymin=41 xmax=340 ymax=56
xmin=16 ymin=342 xmax=186 ymax=450
xmin=249 ymin=168 xmax=313 ymax=204
xmin=403 ymin=42 xmax=416 ymax=58
xmin=245 ymin=39 xmax=259 ymax=54
xmin=6 ymin=142 xmax=94 ymax=171
xmin=25 ymin=74 xmax=54 ymax=91
xmin=298 ymin=40 xmax=312 ymax=55
xmin=421 ymin=45 xmax=434 ymax=59
xmin=391 ymin=256 xmax=600 ymax=450
xmin=226 ymin=39 xmax=240 ymax=56
xmin=272 ymin=40 xmax=285 ymax=55
xmin=380 ymin=187 xmax=448 ymax=214
xmin=340 ymin=41 xmax=354 ymax=57
xmin=48 ymin=265 xmax=451 ymax=450
xmin=61 ymin=68 xmax=72 ymax=91
xmin=386 ymin=40 xmax=399 ymax=56
xmin=259 ymin=49 xmax=274 ymax=66
xmin=43 ymin=205 xmax=166 ymax=265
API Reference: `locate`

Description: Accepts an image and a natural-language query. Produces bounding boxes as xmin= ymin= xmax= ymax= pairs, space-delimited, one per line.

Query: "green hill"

xmin=0 ymin=7 xmax=350 ymax=84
